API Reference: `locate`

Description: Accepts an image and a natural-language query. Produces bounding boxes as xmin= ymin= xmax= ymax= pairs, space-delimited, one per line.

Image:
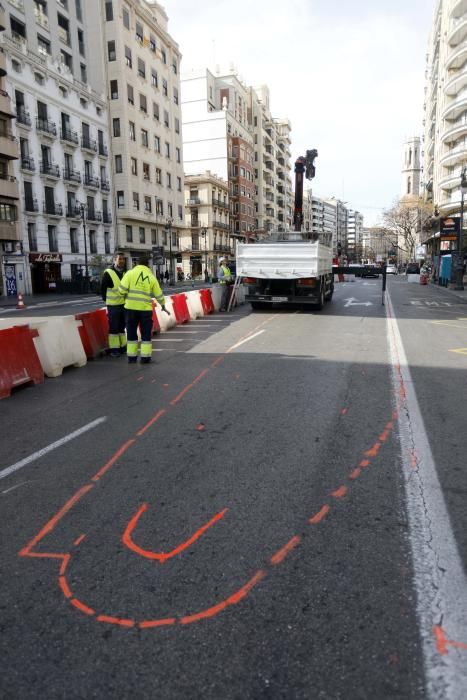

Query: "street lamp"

xmin=455 ymin=167 xmax=467 ymax=290
xmin=201 ymin=227 xmax=209 ymax=282
xmin=165 ymin=216 xmax=174 ymax=285
xmin=79 ymin=203 xmax=89 ymax=291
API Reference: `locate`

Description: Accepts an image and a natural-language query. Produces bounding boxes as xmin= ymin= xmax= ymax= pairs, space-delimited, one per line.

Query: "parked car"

xmin=406 ymin=262 xmax=420 ymax=274
xmin=361 ymin=265 xmax=379 ymax=278
xmin=386 ymin=264 xmax=398 ymax=275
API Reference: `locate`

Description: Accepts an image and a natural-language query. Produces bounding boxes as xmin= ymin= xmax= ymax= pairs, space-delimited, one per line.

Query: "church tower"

xmin=401 ymin=137 xmax=421 ymax=201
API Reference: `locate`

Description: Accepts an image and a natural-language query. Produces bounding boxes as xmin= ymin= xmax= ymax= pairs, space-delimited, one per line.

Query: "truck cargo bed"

xmin=237 ymin=241 xmax=332 ymax=279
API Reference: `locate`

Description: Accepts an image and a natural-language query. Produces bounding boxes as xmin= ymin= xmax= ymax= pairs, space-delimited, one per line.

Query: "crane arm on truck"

xmin=293 ymin=149 xmax=318 ymax=232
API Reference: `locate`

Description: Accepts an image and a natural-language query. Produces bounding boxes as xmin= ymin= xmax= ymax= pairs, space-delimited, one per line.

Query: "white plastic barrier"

xmin=185 ymin=290 xmax=204 ymax=319
xmin=236 ymin=284 xmax=246 ymax=304
xmin=407 ymin=274 xmax=420 ymax=284
xmin=210 ymin=284 xmax=223 ymax=311
xmin=155 ymin=296 xmax=177 ymax=331
xmin=0 ymin=315 xmax=86 ymax=377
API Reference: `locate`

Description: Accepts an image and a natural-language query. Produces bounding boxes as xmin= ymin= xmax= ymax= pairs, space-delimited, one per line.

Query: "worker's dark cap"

xmin=138 ymin=254 xmax=151 ymax=266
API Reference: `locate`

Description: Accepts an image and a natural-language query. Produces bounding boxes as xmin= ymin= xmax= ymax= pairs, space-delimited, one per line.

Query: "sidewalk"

xmin=427 ymin=280 xmax=467 ymax=303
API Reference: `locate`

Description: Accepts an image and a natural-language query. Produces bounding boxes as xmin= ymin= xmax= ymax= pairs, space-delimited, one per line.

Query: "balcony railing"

xmin=187 ymin=197 xmax=201 ymax=205
xmin=43 ymin=202 xmax=63 ymax=217
xmin=60 ymin=127 xmax=79 ymax=145
xmin=98 ymin=142 xmax=108 ymax=157
xmin=87 ymin=210 xmax=102 ymax=222
xmin=100 ymin=178 xmax=110 ymax=192
xmin=83 ymin=173 xmax=99 ymax=188
xmin=66 ymin=204 xmax=81 ymax=219
xmin=81 ymin=135 xmax=97 ymax=152
xmin=40 ymin=161 xmax=60 ymax=178
xmin=213 ymin=221 xmax=229 ymax=230
xmin=16 ymin=108 xmax=31 ymax=127
xmin=25 ymin=197 xmax=39 ymax=213
xmin=21 ymin=156 xmax=35 ymax=171
xmin=190 ymin=220 xmax=200 ymax=227
xmin=36 ymin=117 xmax=57 ymax=136
xmin=103 ymin=211 xmax=112 ymax=224
xmin=63 ymin=168 xmax=81 ymax=183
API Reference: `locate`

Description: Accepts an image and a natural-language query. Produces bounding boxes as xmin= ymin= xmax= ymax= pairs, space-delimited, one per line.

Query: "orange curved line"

xmin=122 ymin=504 xmax=228 ymax=563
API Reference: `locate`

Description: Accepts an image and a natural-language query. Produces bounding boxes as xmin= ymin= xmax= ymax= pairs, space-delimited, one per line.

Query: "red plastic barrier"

xmin=75 ymin=309 xmax=109 ymax=359
xmin=151 ymin=300 xmax=161 ymax=334
xmin=199 ymin=288 xmax=215 ymax=315
xmin=171 ymin=293 xmax=190 ymax=324
xmin=0 ymin=326 xmax=44 ymax=399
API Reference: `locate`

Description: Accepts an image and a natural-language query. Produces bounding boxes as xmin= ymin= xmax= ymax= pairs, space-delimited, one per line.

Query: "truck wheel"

xmin=325 ymin=285 xmax=334 ymax=301
xmin=315 ymin=283 xmax=325 ymax=310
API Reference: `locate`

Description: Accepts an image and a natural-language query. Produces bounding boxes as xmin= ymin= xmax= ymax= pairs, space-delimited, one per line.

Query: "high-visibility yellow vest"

xmin=118 ymin=265 xmax=165 ymax=311
xmin=219 ymin=264 xmax=232 ymax=284
xmin=104 ymin=268 xmax=124 ymax=306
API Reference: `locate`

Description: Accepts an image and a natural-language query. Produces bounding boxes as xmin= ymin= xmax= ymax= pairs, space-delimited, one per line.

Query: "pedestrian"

xmin=118 ymin=254 xmax=167 ymax=364
xmin=101 ymin=252 xmax=127 ymax=357
xmin=217 ymin=257 xmax=233 ymax=311
xmin=164 ymin=269 xmax=170 ymax=284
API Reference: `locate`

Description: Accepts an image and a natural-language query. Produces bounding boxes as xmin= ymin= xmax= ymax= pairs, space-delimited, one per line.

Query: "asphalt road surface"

xmin=1 ymin=276 xmax=466 ymax=699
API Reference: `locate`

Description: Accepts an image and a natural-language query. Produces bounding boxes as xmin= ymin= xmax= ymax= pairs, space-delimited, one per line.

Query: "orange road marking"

xmin=74 ymin=534 xmax=86 ymax=547
xmin=226 ymin=570 xmax=266 ymax=605
xmin=385 ymin=421 xmax=394 ymax=431
xmin=136 ymin=409 xmax=166 ymax=437
xmin=19 ymin=485 xmax=94 ymax=557
xmin=359 ymin=459 xmax=370 ymax=468
xmin=331 ymin=485 xmax=348 ymax=499
xmin=392 ymin=410 xmax=398 ymax=420
xmin=308 ymin=505 xmax=330 ymax=524
xmin=270 ymin=536 xmax=301 ymax=565
xmin=151 ymin=379 xmax=157 ymax=384
xmin=379 ymin=430 xmax=390 ymax=442
xmin=196 ymin=423 xmax=206 ymax=431
xmin=170 ymin=368 xmax=210 ymax=406
xmin=410 ymin=450 xmax=418 ymax=470
xmin=341 ymin=408 xmax=348 ymax=415
xmin=59 ymin=554 xmax=70 ymax=576
xmin=179 ymin=600 xmax=228 ymax=624
xmin=137 ymin=376 xmax=143 ymax=382
xmin=91 ymin=439 xmax=136 ymax=482
xmin=71 ymin=598 xmax=95 ymax=616
xmin=211 ymin=356 xmax=225 ymax=368
xmin=349 ymin=468 xmax=361 ymax=480
xmin=122 ymin=504 xmax=228 ymax=563
xmin=59 ymin=576 xmax=72 ymax=599
xmin=433 ymin=626 xmax=467 ymax=655
xmin=364 ymin=442 xmax=381 ymax=458
xmin=97 ymin=615 xmax=135 ymax=628
xmin=139 ymin=618 xmax=176 ymax=629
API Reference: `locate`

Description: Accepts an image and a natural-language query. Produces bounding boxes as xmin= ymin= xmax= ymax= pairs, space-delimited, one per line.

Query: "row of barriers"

xmin=0 ymin=285 xmax=245 ymax=400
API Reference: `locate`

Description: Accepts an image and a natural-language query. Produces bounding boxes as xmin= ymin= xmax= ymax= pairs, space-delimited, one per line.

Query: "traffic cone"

xmin=16 ymin=293 xmax=25 ymax=310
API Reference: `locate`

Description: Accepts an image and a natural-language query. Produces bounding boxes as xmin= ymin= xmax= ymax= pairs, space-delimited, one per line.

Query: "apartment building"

xmin=249 ymin=85 xmax=293 ymax=233
xmin=3 ymin=0 xmax=114 ymax=294
xmin=86 ymin=0 xmax=185 ymax=271
xmin=347 ymin=209 xmax=364 ymax=262
xmin=0 ymin=4 xmax=21 ymax=296
xmin=179 ymin=171 xmax=230 ymax=280
xmin=423 ymin=0 xmax=467 ymax=224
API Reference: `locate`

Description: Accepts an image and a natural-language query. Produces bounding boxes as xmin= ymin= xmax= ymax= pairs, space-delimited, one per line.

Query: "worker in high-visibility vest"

xmin=101 ymin=252 xmax=127 ymax=357
xmin=217 ymin=257 xmax=233 ymax=311
xmin=118 ymin=253 xmax=166 ymax=364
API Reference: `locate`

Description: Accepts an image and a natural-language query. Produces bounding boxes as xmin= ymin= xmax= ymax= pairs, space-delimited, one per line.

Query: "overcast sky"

xmin=162 ymin=0 xmax=435 ymax=226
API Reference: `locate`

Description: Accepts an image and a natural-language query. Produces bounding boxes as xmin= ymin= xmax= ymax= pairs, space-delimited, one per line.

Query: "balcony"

xmin=0 ymin=173 xmax=18 ymax=199
xmin=35 ymin=9 xmax=49 ymax=29
xmin=0 ymin=47 xmax=6 ymax=78
xmin=213 ymin=221 xmax=229 ymax=230
xmin=187 ymin=197 xmax=201 ymax=205
xmin=0 ymin=90 xmax=14 ymax=117
xmin=43 ymin=202 xmax=63 ymax=217
xmin=9 ymin=0 xmax=24 ymax=10
xmin=441 ymin=120 xmax=467 ymax=144
xmin=0 ymin=5 xmax=5 ymax=31
xmin=87 ymin=209 xmax=102 ymax=223
xmin=20 ymin=156 xmax=35 ymax=172
xmin=66 ymin=204 xmax=81 ymax=219
xmin=98 ymin=142 xmax=108 ymax=157
xmin=0 ymin=130 xmax=18 ymax=159
xmin=36 ymin=117 xmax=57 ymax=138
xmin=58 ymin=26 xmax=71 ymax=47
xmin=100 ymin=178 xmax=110 ymax=192
xmin=103 ymin=211 xmax=112 ymax=224
xmin=16 ymin=107 xmax=31 ymax=127
xmin=446 ymin=44 xmax=467 ymax=71
xmin=83 ymin=173 xmax=99 ymax=189
xmin=190 ymin=219 xmax=200 ymax=228
xmin=62 ymin=169 xmax=81 ymax=186
xmin=81 ymin=135 xmax=97 ymax=153
xmin=25 ymin=197 xmax=39 ymax=213
xmin=40 ymin=161 xmax=60 ymax=178
xmin=448 ymin=16 xmax=467 ymax=47
xmin=60 ymin=127 xmax=79 ymax=146
xmin=440 ymin=144 xmax=467 ymax=167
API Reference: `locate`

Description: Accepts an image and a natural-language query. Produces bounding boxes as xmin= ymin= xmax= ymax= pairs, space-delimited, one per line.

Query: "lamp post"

xmin=201 ymin=227 xmax=209 ymax=282
xmin=165 ymin=216 xmax=173 ymax=285
xmin=455 ymin=167 xmax=467 ymax=290
xmin=79 ymin=203 xmax=89 ymax=292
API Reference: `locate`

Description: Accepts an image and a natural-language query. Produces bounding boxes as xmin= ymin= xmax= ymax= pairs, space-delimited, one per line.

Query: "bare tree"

xmin=381 ymin=199 xmax=434 ymax=260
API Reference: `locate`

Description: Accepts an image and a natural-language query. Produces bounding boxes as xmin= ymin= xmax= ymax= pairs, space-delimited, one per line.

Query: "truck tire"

xmin=315 ymin=283 xmax=325 ymax=310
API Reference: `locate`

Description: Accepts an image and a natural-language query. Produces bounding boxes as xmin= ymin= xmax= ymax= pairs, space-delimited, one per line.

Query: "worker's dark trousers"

xmin=107 ymin=305 xmax=126 ymax=354
xmin=126 ymin=310 xmax=153 ymax=359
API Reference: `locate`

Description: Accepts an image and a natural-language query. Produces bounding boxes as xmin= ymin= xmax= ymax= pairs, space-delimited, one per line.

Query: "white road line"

xmin=227 ymin=329 xmax=265 ymax=352
xmin=386 ymin=291 xmax=467 ymax=698
xmin=0 ymin=417 xmax=107 ymax=481
xmin=153 ymin=338 xmax=184 ymax=342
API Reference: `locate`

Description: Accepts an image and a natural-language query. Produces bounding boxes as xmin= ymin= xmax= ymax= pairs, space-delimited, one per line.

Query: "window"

xmin=149 ymin=35 xmax=156 ymax=52
xmin=165 ymin=142 xmax=170 ymax=158
xmin=172 ymin=59 xmax=177 ymax=75
xmin=139 ymin=227 xmax=145 ymax=244
xmin=126 ymin=225 xmax=133 ymax=242
xmin=154 ymin=135 xmax=160 ymax=153
xmin=168 ymin=202 xmax=173 ymax=218
xmin=127 ymin=84 xmax=134 ymax=104
xmin=178 ymin=205 xmax=183 ymax=221
xmin=141 ymin=129 xmax=148 ymax=148
xmin=80 ymin=63 xmax=87 ymax=83
xmin=151 ymin=228 xmax=157 ymax=244
xmin=177 ymin=176 xmax=182 ymax=192
xmin=153 ymin=102 xmax=159 ymax=121
xmin=117 ymin=191 xmax=125 ymax=208
xmin=125 ymin=45 xmax=132 ymax=68
xmin=61 ymin=51 xmax=73 ymax=72
xmin=75 ymin=0 xmax=83 ymax=21
xmin=10 ymin=16 xmax=26 ymax=41
xmin=175 ymin=117 xmax=180 ymax=134
xmin=104 ymin=231 xmax=110 ymax=254
xmin=166 ymin=172 xmax=171 ymax=188
xmin=135 ymin=22 xmax=143 ymax=43
xmin=143 ymin=163 xmax=150 ymax=180
xmin=176 ymin=147 xmax=181 ymax=163
xmin=104 ymin=0 xmax=113 ymax=21
xmin=131 ymin=157 xmax=137 ymax=175
xmin=0 ymin=203 xmax=17 ymax=221
xmin=48 ymin=225 xmax=58 ymax=252
xmin=110 ymin=79 xmax=118 ymax=99
xmin=122 ymin=6 xmax=130 ymax=30
xmin=156 ymin=199 xmax=164 ymax=216
xmin=133 ymin=192 xmax=139 ymax=210
xmin=161 ymin=48 xmax=166 ymax=64
xmin=139 ymin=93 xmax=147 ymax=113
xmin=78 ymin=29 xmax=85 ymax=56
xmin=151 ymin=70 xmax=158 ymax=88
xmin=112 ymin=118 xmax=120 ymax=137
xmin=107 ymin=40 xmax=116 ymax=61
xmin=37 ymin=35 xmax=51 ymax=56
xmin=162 ymin=78 xmax=168 ymax=97
xmin=35 ymin=72 xmax=45 ymax=85
xmin=70 ymin=227 xmax=79 ymax=253
xmin=28 ymin=223 xmax=37 ymax=251
xmin=164 ymin=110 xmax=169 ymax=128
xmin=89 ymin=230 xmax=97 ymax=254
xmin=173 ymin=88 xmax=178 ymax=105
xmin=155 ymin=167 xmax=162 ymax=184
xmin=138 ymin=58 xmax=145 ymax=79
xmin=144 ymin=196 xmax=152 ymax=212
xmin=129 ymin=121 xmax=135 ymax=140
xmin=162 ymin=230 xmax=167 ymax=245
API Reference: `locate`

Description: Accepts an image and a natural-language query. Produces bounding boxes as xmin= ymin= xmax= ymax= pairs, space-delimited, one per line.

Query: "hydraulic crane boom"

xmin=293 ymin=149 xmax=318 ymax=232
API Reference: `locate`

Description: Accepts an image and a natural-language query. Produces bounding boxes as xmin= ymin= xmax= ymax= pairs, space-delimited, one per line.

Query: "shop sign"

xmin=440 ymin=217 xmax=460 ymax=241
xmin=29 ymin=252 xmax=63 ymax=263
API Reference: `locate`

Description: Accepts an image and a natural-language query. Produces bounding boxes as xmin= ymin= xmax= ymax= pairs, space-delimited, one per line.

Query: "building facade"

xmin=3 ymin=0 xmax=115 ymax=294
xmin=86 ymin=0 xmax=185 ymax=276
xmin=347 ymin=209 xmax=364 ymax=262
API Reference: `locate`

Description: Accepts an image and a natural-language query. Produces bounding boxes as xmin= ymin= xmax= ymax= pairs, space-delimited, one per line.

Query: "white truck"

xmin=236 ymin=232 xmax=334 ymax=310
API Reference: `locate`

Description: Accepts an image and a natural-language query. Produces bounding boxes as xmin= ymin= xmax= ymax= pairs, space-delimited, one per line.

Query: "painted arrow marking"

xmin=344 ymin=297 xmax=373 ymax=308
